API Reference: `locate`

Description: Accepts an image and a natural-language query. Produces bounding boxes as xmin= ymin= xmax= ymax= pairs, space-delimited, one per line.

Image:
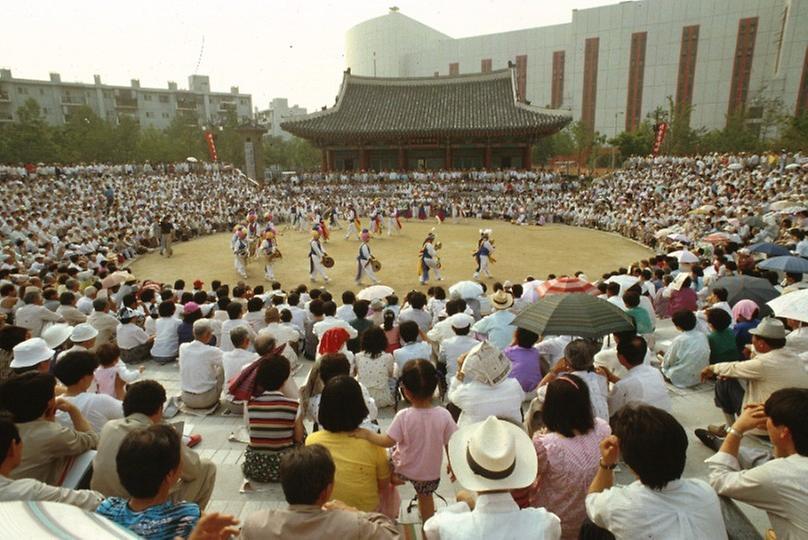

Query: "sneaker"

xmin=695 ymin=428 xmax=722 ymax=452
xmin=708 ymin=424 xmax=728 ymax=438
xmin=186 ymin=434 xmax=202 ymax=448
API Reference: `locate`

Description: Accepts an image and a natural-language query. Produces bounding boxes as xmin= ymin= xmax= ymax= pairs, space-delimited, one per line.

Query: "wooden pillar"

xmin=523 ymin=144 xmax=532 ymax=170
xmin=484 ymin=144 xmax=492 ymax=169
xmin=326 ymin=149 xmax=334 ymax=172
xmin=359 ymin=148 xmax=369 ymax=171
xmin=445 ymin=144 xmax=452 ymax=169
xmin=321 ymin=149 xmax=328 ymax=172
xmin=398 ymin=147 xmax=406 ymax=170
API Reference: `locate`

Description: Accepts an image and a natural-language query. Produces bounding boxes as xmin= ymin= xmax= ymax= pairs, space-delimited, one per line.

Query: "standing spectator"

xmin=159 ymin=215 xmax=174 ymax=257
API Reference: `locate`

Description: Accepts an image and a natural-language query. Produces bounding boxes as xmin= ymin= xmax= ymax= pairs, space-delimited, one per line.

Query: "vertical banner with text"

xmin=204 ymin=131 xmax=218 ymax=162
xmin=652 ymin=122 xmax=668 ymax=156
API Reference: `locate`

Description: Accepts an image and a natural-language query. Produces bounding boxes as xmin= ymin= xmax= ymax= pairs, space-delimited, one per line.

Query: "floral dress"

xmin=355 ymin=351 xmax=395 ymax=408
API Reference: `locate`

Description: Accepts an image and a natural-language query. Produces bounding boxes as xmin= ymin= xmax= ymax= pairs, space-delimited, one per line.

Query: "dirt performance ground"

xmin=129 ymin=219 xmax=653 ymax=294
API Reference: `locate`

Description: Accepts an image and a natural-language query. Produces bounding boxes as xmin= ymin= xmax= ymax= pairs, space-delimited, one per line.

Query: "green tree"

xmin=608 ymin=121 xmax=654 ymax=162
xmin=5 ymin=99 xmax=60 ymax=162
xmin=532 ymin=127 xmax=575 ymax=165
xmin=778 ymin=113 xmax=808 ymax=152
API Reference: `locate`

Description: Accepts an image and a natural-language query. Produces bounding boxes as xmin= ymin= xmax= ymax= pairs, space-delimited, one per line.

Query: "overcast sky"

xmin=5 ymin=0 xmax=616 ymax=112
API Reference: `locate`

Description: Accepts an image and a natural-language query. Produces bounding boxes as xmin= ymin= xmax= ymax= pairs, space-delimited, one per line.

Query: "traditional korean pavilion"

xmin=281 ymin=67 xmax=572 ymax=171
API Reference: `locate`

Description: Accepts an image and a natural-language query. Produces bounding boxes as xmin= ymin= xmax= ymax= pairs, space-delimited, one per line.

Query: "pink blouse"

xmin=529 ymin=418 xmax=611 ymax=540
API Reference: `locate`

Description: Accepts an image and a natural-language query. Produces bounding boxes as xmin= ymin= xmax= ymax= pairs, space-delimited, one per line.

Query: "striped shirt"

xmin=246 ymin=391 xmax=299 ymax=450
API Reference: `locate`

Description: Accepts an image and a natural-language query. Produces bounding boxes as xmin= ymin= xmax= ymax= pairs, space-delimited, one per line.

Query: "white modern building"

xmin=256 ymin=98 xmax=308 ymax=140
xmin=346 ymin=1 xmax=808 ymax=137
xmin=0 ymin=70 xmax=253 ymax=129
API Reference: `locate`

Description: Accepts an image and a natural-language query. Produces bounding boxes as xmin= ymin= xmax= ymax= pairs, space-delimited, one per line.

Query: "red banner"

xmin=652 ymin=122 xmax=668 ymax=156
xmin=204 ymin=131 xmax=218 ymax=162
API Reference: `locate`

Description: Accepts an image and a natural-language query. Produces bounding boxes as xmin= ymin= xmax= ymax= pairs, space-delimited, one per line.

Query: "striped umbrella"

xmin=536 ymin=277 xmax=598 ymax=298
xmin=512 ymin=293 xmax=636 ymax=339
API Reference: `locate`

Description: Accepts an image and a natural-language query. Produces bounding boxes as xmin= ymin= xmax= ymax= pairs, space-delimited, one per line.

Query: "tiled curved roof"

xmin=282 ymin=68 xmax=571 ymax=143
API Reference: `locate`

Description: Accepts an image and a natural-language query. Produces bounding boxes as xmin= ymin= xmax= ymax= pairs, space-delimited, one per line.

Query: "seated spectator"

xmin=706 ymin=388 xmax=808 ymax=539
xmin=56 ymin=292 xmax=87 ymax=326
xmin=0 ymin=413 xmax=103 ymax=510
xmin=14 ymin=289 xmax=64 ymax=337
xmin=423 ymin=416 xmax=561 ymax=539
xmin=178 ymin=320 xmax=224 ymax=410
xmin=382 ymin=310 xmax=400 ymax=353
xmin=398 ymin=292 xmax=432 ymax=333
xmin=115 ymin=307 xmax=153 ymax=363
xmin=731 ymin=299 xmax=760 ymax=353
xmin=335 ymin=291 xmax=356 ymax=323
xmin=87 ymin=298 xmax=118 ymax=348
xmin=348 ymin=300 xmax=373 ymax=351
xmin=622 ymin=292 xmax=652 ymax=336
xmin=661 ymin=309 xmax=710 ymax=388
xmin=303 ymin=353 xmax=377 ymax=431
xmin=354 ymin=327 xmax=396 ymax=408
xmin=177 ymin=302 xmax=203 ymax=346
xmin=392 ymin=320 xmax=431 ymax=371
xmin=471 ymin=291 xmax=517 ymax=350
xmin=239 ymin=445 xmax=399 ymax=539
xmin=0 ymin=372 xmax=98 ymax=484
xmin=706 ymin=308 xmax=740 ymax=364
xmin=9 ymin=336 xmax=54 ymax=377
xmin=53 ymin=350 xmax=123 ymax=433
xmin=92 ymin=380 xmax=215 ymax=509
xmin=0 ymin=325 xmax=29 ymax=381
xmin=150 ymin=301 xmax=181 ymax=364
xmin=583 ymin=404 xmax=727 ymax=539
xmin=242 ymin=354 xmax=304 ymax=485
xmin=539 ymin=340 xmax=609 ymax=422
xmin=438 ymin=313 xmax=479 ymax=383
xmin=699 ymin=317 xmax=808 ymax=440
xmin=95 ymin=424 xmax=200 ymax=538
xmin=665 ymin=274 xmax=698 ymax=316
xmin=306 ymin=376 xmax=391 ymax=514
xmin=221 ymin=326 xmax=259 ymax=413
xmin=529 ymin=374 xmax=611 ymax=540
xmin=599 ymin=336 xmax=672 ymax=414
xmin=244 ymin=297 xmax=267 ymax=334
xmin=503 ymin=327 xmax=542 ymax=394
xmin=94 ymin=342 xmax=142 ymax=400
xmin=448 ymin=341 xmax=524 ymax=428
xmin=313 ymin=301 xmax=358 ymax=341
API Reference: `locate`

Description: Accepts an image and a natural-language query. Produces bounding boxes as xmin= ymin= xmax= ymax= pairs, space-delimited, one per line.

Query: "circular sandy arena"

xmin=129 ymin=219 xmax=652 ymax=293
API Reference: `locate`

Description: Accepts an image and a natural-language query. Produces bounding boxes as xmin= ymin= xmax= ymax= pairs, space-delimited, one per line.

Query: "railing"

xmin=61 ymin=96 xmax=87 ymax=105
xmin=115 ymin=97 xmax=138 ymax=109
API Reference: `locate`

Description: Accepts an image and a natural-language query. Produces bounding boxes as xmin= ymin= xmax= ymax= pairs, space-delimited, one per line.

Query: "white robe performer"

xmin=232 ymin=227 xmax=249 ymax=278
xmin=473 ymin=229 xmax=494 ymax=279
xmin=345 ymin=205 xmax=360 ymax=240
xmin=309 ymin=229 xmax=329 ymax=283
xmin=260 ymin=231 xmax=278 ymax=280
xmin=419 ymin=231 xmax=442 ymax=285
xmin=355 ymin=229 xmax=379 ymax=285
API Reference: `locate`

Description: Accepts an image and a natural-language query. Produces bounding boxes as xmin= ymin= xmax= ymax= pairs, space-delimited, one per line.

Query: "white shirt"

xmin=259 ymin=323 xmax=300 ymax=346
xmin=608 ymin=363 xmax=672 ymax=414
xmin=392 ymin=341 xmax=432 ymax=370
xmin=399 ymin=307 xmax=433 ymax=332
xmin=178 ymin=340 xmax=224 ymax=394
xmin=313 ymin=316 xmax=357 ymax=340
xmin=424 ymin=492 xmax=561 ymax=540
xmin=585 ymin=479 xmax=727 ymax=540
xmin=706 ymin=452 xmax=808 ymax=540
xmin=335 ymin=304 xmax=356 ymax=323
xmin=662 ymin=329 xmax=710 ymax=388
xmin=221 ymin=348 xmax=259 ymax=394
xmin=287 ymin=305 xmax=307 ymax=334
xmin=56 ymin=392 xmax=123 ymax=434
xmin=220 ymin=319 xmax=257 ymax=352
xmin=471 ymin=310 xmax=516 ymax=350
xmin=439 ymin=335 xmax=480 ymax=379
xmin=447 ymin=377 xmax=524 ymax=428
xmin=116 ymin=323 xmax=149 ymax=350
xmin=14 ymin=303 xmax=63 ymax=337
xmin=536 ymin=336 xmax=574 ymax=368
xmin=150 ymin=316 xmax=181 ymax=358
xmin=606 ymin=295 xmax=627 ymax=310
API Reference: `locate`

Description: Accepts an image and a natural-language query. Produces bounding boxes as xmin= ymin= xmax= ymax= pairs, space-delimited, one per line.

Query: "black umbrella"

xmin=512 ymin=293 xmax=635 ymax=339
xmin=713 ymin=276 xmax=779 ymax=316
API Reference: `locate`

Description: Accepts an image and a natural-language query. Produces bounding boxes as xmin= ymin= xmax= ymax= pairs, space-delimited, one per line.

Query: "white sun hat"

xmin=10 ymin=338 xmax=55 ymax=369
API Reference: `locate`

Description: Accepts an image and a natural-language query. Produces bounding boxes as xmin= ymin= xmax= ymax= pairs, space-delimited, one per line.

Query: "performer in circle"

xmin=245 ymin=210 xmax=260 ymax=257
xmin=309 ymin=228 xmax=330 ymax=283
xmin=345 ymin=203 xmax=361 ymax=240
xmin=473 ymin=229 xmax=495 ymax=280
xmin=231 ymin=226 xmax=249 ymax=279
xmin=259 ymin=230 xmax=279 ymax=281
xmin=419 ymin=229 xmax=442 ymax=285
xmin=355 ymin=229 xmax=380 ymax=285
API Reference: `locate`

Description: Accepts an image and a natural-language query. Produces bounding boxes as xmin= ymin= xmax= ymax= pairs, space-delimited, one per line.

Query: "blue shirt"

xmin=96 ymin=498 xmax=200 ymax=540
xmin=471 ymin=310 xmax=517 ymax=351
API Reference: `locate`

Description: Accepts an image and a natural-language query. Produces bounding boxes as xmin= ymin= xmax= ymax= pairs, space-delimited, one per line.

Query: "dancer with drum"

xmin=259 ymin=230 xmax=280 ymax=281
xmin=419 ymin=229 xmax=442 ymax=286
xmin=355 ymin=229 xmax=380 ymax=286
xmin=309 ymin=228 xmax=330 ymax=283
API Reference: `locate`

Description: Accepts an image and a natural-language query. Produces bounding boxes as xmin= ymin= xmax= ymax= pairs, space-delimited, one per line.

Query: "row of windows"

xmin=12 ymin=87 xmax=248 ymax=106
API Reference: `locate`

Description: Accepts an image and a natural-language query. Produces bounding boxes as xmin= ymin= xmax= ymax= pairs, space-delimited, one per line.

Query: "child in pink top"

xmin=355 ymin=359 xmax=457 ymax=522
xmin=94 ymin=342 xmax=143 ymax=399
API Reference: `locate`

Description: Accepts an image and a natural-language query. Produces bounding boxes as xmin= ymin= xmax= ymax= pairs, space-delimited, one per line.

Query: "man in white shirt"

xmin=75 ymin=286 xmax=97 ymax=316
xmin=661 ymin=310 xmax=710 ymax=388
xmin=220 ymin=302 xmax=257 ymax=353
xmin=221 ymin=326 xmax=259 ymax=413
xmin=86 ymin=298 xmax=118 ymax=348
xmin=604 ymin=282 xmax=626 ymax=310
xmin=56 ymin=292 xmax=87 ymax=326
xmin=53 ymin=350 xmax=123 ymax=433
xmin=584 ymin=404 xmax=727 ymax=539
xmin=285 ymin=293 xmax=307 ymax=335
xmin=178 ymin=320 xmax=224 ymax=410
xmin=393 ymin=320 xmax=432 ymax=371
xmin=438 ymin=314 xmax=479 ymax=380
xmin=597 ymin=336 xmax=672 ymax=414
xmin=471 ymin=291 xmax=516 ymax=351
xmin=313 ymin=301 xmax=358 ymax=341
xmin=115 ymin=308 xmax=153 ymax=363
xmin=15 ymin=290 xmax=64 ymax=337
xmin=335 ymin=291 xmax=356 ymax=323
xmin=706 ymin=388 xmax=808 ymax=540
xmin=398 ymin=292 xmax=432 ymax=332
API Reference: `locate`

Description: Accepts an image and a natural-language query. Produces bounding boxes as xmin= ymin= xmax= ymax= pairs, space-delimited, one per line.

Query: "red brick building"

xmin=282 ymin=67 xmax=571 ymax=172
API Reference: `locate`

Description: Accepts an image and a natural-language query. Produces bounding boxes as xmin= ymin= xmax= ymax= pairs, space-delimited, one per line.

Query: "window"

xmin=104 ymin=91 xmax=113 ymax=99
xmin=159 ymin=95 xmax=169 ymax=103
xmin=17 ymin=87 xmax=27 ymax=94
xmin=144 ymin=94 xmax=152 ymax=101
xmin=39 ymin=88 xmax=45 ymax=95
xmin=240 ymin=98 xmax=247 ymax=105
xmin=42 ymin=108 xmax=49 ymax=114
xmin=162 ymin=112 xmax=169 ymax=118
xmin=145 ymin=111 xmax=154 ymax=118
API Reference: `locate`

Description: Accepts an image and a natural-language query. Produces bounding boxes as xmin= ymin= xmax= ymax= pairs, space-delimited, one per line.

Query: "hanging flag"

xmin=204 ymin=131 xmax=218 ymax=162
xmin=652 ymin=122 xmax=668 ymax=156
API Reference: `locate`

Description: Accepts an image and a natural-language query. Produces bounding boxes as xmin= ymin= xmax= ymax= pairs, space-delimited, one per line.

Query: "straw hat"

xmin=491 ymin=290 xmax=514 ymax=310
xmin=448 ymin=416 xmax=537 ymax=492
xmin=749 ymin=317 xmax=786 ymax=340
xmin=11 ymin=338 xmax=55 ymax=368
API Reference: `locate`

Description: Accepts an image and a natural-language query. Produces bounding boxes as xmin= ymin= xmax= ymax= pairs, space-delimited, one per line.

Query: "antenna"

xmin=194 ymin=36 xmax=205 ymax=74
